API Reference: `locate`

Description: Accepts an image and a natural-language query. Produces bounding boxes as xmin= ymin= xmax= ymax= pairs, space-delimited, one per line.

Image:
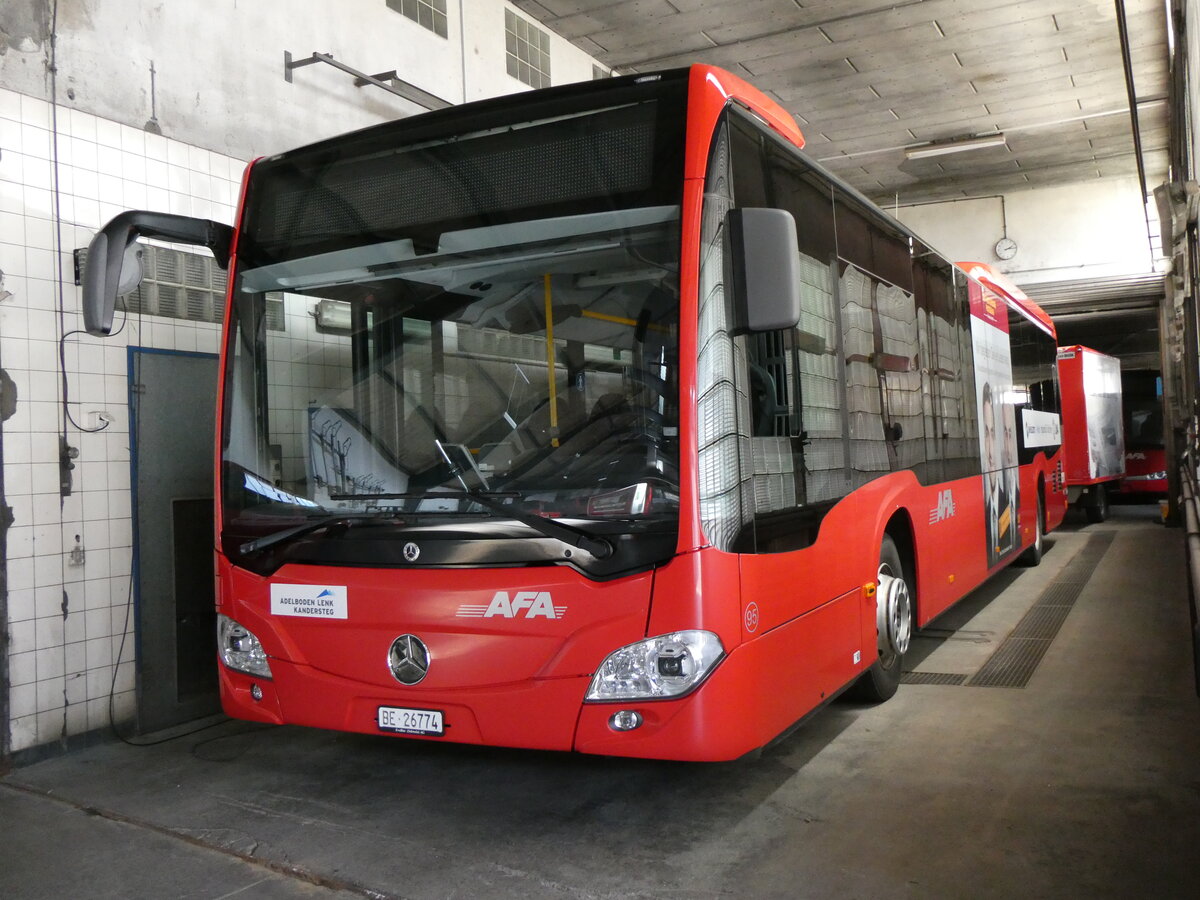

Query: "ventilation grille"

xmin=900 ymin=671 xmax=968 ymax=686
xmin=127 ymin=245 xmax=226 ymax=325
xmin=75 ymin=244 xmax=283 ymax=332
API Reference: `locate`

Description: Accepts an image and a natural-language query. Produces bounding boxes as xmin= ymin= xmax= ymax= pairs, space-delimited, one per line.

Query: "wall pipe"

xmin=1114 ymin=0 xmax=1159 ymax=263
xmin=1179 ymin=451 xmax=1200 ymax=696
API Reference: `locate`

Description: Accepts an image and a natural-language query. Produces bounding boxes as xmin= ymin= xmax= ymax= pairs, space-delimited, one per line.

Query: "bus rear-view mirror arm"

xmin=727 ymin=207 xmax=801 ymax=333
xmin=82 ymin=211 xmax=234 ymax=336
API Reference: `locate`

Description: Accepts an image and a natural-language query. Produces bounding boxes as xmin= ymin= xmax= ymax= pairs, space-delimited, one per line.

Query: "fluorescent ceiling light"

xmin=314 ymin=299 xmax=352 ymax=330
xmin=904 ymin=133 xmax=1007 ymax=160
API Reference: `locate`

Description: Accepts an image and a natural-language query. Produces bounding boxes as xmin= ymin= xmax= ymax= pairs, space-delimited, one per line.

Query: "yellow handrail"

xmin=544 ymin=274 xmax=558 ymax=447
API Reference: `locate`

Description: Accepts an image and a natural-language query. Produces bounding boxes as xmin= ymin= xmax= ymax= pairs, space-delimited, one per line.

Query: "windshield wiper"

xmin=239 ymin=513 xmax=399 ymax=555
xmin=329 ymin=490 xmax=614 ymax=560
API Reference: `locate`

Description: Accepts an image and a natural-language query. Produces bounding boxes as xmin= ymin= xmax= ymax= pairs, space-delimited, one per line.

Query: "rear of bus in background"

xmin=1118 ymin=370 xmax=1168 ymax=502
xmin=1058 ymin=345 xmax=1126 ymax=522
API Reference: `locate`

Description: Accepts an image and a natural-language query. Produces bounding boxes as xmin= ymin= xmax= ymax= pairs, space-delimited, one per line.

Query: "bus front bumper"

xmin=219 ymin=606 xmax=835 ymax=763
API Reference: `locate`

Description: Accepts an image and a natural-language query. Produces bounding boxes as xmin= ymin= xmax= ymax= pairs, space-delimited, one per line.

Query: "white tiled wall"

xmin=1 ymin=87 xmax=244 ymax=753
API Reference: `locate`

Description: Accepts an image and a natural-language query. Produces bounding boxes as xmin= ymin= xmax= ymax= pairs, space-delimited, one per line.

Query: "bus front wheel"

xmin=850 ymin=534 xmax=912 ymax=702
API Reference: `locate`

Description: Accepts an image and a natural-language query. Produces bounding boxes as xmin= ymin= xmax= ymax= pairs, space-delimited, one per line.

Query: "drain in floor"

xmin=901 ymin=532 xmax=1114 ymax=689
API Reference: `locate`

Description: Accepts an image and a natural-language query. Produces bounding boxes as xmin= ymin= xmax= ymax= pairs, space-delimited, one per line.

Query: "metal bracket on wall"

xmin=284 ymin=51 xmax=451 ymax=111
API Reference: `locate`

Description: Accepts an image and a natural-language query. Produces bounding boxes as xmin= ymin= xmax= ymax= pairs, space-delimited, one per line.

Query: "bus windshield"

xmin=220 ymin=78 xmax=686 ymax=568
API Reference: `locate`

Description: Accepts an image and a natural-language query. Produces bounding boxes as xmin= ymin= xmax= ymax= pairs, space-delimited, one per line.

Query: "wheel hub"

xmin=876 ymin=567 xmax=912 ymax=657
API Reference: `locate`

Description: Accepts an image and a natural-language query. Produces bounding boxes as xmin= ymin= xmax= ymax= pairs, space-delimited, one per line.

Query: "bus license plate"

xmin=377 ymin=706 xmax=444 ymax=736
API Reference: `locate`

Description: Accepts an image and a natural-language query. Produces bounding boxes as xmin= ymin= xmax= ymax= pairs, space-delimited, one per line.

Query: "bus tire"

xmin=1018 ymin=491 xmax=1045 ymax=566
xmin=1085 ymin=485 xmax=1109 ymax=523
xmin=849 ymin=534 xmax=912 ymax=702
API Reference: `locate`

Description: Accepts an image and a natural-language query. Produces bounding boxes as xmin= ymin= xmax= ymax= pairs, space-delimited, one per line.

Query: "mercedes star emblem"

xmin=403 ymin=542 xmax=420 ymax=562
xmin=388 ymin=634 xmax=430 ymax=685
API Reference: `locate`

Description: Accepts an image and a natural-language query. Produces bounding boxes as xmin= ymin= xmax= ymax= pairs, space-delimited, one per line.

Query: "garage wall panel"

xmin=0 ymin=0 xmax=607 ymax=757
xmin=0 ymin=88 xmax=245 ymax=753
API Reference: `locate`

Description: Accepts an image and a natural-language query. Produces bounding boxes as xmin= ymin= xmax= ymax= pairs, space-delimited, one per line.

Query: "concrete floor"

xmin=2 ymin=504 xmax=1198 ymax=899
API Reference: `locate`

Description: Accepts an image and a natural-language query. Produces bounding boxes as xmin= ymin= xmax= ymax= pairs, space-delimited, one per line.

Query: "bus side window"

xmin=728 ymin=118 xmax=797 ymax=513
xmin=760 ymin=140 xmax=845 ymax=506
xmin=728 ymin=118 xmax=852 ymax=512
xmin=913 ymin=248 xmax=964 ymax=486
xmin=832 ymin=190 xmax=923 ymax=486
xmin=1008 ymin=305 xmax=1060 ymax=466
xmin=734 ymin=122 xmax=850 ymax=512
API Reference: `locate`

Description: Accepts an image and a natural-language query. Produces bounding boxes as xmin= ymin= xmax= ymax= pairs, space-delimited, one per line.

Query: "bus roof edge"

xmin=959 ymin=260 xmax=1056 ymax=336
xmin=691 ymin=65 xmax=805 ymax=149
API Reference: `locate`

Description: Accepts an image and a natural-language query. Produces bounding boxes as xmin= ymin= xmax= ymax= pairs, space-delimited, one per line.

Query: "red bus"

xmin=1057 ymin=345 xmax=1125 ymax=522
xmin=83 ymin=65 xmax=1065 ymax=761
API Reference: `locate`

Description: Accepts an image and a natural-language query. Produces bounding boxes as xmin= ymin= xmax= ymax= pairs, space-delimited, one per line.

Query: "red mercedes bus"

xmin=83 ymin=65 xmax=1065 ymax=761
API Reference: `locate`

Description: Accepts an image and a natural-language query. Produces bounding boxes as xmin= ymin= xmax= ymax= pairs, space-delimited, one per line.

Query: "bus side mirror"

xmin=727 ymin=207 xmax=801 ymax=333
xmin=82 ymin=211 xmax=234 ymax=336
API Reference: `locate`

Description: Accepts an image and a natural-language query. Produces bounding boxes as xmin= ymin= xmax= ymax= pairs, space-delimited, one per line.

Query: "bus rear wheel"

xmin=1085 ymin=485 xmax=1109 ymax=523
xmin=1018 ymin=492 xmax=1045 ymax=566
xmin=850 ymin=534 xmax=912 ymax=702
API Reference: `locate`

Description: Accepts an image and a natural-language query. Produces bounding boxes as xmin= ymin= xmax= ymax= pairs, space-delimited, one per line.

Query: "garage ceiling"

xmin=515 ymin=0 xmax=1170 ymax=210
xmin=515 ymin=0 xmax=1172 ymax=362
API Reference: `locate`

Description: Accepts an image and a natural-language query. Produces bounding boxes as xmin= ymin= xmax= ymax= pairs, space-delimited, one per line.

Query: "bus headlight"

xmin=586 ymin=630 xmax=724 ymax=701
xmin=217 ymin=614 xmax=273 ymax=679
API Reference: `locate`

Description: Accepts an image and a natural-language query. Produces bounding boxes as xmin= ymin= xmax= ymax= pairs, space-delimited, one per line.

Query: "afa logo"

xmin=457 ymin=591 xmax=567 ymax=619
xmin=929 ymin=489 xmax=956 ymax=524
